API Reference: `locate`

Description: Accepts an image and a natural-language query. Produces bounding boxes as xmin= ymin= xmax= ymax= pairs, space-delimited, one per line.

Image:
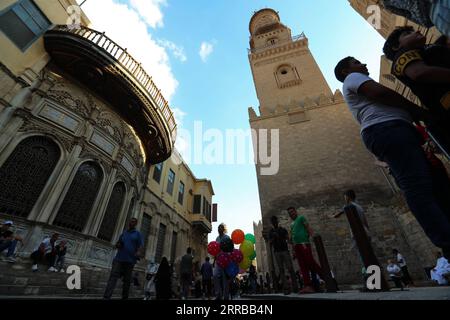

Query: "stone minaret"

xmin=247 ymin=8 xmax=432 ymax=285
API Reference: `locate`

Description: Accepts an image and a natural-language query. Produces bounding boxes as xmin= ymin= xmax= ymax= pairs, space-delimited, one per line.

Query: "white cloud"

xmin=158 ymin=39 xmax=187 ymax=62
xmin=199 ymin=41 xmax=215 ymax=62
xmin=129 ymin=0 xmax=166 ymax=29
xmin=80 ymin=0 xmax=177 ymax=101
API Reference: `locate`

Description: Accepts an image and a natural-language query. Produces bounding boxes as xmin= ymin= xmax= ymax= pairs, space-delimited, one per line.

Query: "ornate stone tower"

xmin=247 ymin=8 xmax=432 ymax=285
xmin=248 ymin=9 xmax=332 ymax=110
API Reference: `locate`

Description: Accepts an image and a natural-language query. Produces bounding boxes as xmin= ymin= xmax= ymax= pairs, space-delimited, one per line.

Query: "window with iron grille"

xmin=166 ymin=169 xmax=175 ymax=195
xmin=170 ymin=231 xmax=177 ymax=263
xmin=155 ymin=223 xmax=166 ymax=263
xmin=53 ymin=162 xmax=103 ymax=232
xmin=193 ymin=195 xmax=202 ymax=214
xmin=124 ymin=197 xmax=135 ymax=229
xmin=178 ymin=181 xmax=185 ymax=205
xmin=140 ymin=214 xmax=152 ymax=250
xmin=0 ymin=0 xmax=51 ymax=51
xmin=152 ymin=162 xmax=163 ymax=183
xmin=0 ymin=136 xmax=60 ymax=218
xmin=98 ymin=182 xmax=126 ymax=242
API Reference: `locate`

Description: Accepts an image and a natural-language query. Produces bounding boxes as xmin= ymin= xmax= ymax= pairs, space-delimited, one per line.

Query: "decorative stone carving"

xmin=17 ymin=119 xmax=75 ymax=152
xmin=88 ymin=246 xmax=111 ymax=262
xmin=122 ymin=126 xmax=143 ymax=166
xmin=47 ymin=81 xmax=91 ymax=118
xmin=39 ymin=104 xmax=81 ymax=133
xmin=79 ymin=148 xmax=112 ymax=174
xmin=96 ymin=111 xmax=124 ymax=144
xmin=90 ymin=131 xmax=116 ymax=156
xmin=13 ymin=107 xmax=32 ymax=121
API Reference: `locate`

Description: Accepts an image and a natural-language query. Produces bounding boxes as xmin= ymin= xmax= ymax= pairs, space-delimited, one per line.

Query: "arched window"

xmin=266 ymin=37 xmax=278 ymax=46
xmin=53 ymin=162 xmax=103 ymax=232
xmin=0 ymin=136 xmax=60 ymax=217
xmin=275 ymin=64 xmax=300 ymax=88
xmin=98 ymin=182 xmax=126 ymax=242
xmin=124 ymin=196 xmax=135 ymax=229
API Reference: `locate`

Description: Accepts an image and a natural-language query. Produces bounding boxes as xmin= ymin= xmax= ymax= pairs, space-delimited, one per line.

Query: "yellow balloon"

xmin=239 ymin=258 xmax=251 ymax=270
xmin=240 ymin=240 xmax=254 ymax=256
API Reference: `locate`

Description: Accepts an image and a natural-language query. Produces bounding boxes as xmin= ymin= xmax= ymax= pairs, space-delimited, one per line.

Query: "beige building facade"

xmin=143 ymin=151 xmax=214 ymax=266
xmin=248 ymin=8 xmax=437 ymax=285
xmin=0 ymin=0 xmax=213 ymax=273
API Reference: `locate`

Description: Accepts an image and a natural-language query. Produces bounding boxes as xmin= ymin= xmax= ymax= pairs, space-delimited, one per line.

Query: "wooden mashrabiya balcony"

xmin=44 ymin=25 xmax=177 ymax=164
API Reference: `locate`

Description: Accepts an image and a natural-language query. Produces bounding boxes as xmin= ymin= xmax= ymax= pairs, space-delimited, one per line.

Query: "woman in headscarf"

xmin=154 ymin=257 xmax=172 ymax=300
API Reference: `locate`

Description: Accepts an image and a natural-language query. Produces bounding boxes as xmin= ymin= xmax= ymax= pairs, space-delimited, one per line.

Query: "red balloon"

xmin=231 ymin=229 xmax=245 ymax=244
xmin=216 ymin=252 xmax=232 ymax=269
xmin=207 ymin=241 xmax=221 ymax=256
xmin=231 ymin=249 xmax=243 ymax=264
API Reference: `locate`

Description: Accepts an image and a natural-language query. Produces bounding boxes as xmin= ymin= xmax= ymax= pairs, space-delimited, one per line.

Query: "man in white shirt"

xmin=393 ymin=249 xmax=414 ymax=286
xmin=334 ymin=56 xmax=450 ymax=262
xmin=30 ymin=233 xmax=59 ymax=272
xmin=431 ymin=251 xmax=450 ymax=285
xmin=387 ymin=259 xmax=404 ymax=290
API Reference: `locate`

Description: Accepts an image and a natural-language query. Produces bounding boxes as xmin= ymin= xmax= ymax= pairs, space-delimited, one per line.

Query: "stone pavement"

xmin=243 ymin=286 xmax=450 ymax=300
xmin=1 ymin=287 xmax=449 ymax=300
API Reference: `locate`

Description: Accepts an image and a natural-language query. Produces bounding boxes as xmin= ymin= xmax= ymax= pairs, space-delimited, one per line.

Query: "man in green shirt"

xmin=287 ymin=207 xmax=323 ymax=294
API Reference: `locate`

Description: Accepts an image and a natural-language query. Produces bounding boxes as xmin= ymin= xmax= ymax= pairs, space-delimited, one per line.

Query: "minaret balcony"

xmin=44 ymin=25 xmax=176 ymax=164
xmin=248 ymin=32 xmax=306 ymax=55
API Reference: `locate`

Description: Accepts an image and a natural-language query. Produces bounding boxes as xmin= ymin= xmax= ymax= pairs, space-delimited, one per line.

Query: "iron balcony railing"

xmin=51 ymin=25 xmax=177 ymax=143
xmin=248 ymin=32 xmax=306 ymax=54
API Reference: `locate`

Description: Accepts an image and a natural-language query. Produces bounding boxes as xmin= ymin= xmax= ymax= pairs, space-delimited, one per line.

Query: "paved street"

xmin=243 ymin=286 xmax=450 ymax=300
xmin=1 ymin=286 xmax=449 ymax=300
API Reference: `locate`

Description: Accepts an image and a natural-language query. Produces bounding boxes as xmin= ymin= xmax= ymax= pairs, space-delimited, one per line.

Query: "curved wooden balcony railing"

xmin=51 ymin=25 xmax=177 ymax=143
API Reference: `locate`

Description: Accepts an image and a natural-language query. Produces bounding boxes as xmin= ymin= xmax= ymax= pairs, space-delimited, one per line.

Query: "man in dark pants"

xmin=104 ymin=218 xmax=144 ymax=300
xmin=268 ymin=215 xmax=299 ymax=295
xmin=393 ymin=249 xmax=414 ymax=287
xmin=180 ymin=247 xmax=194 ymax=300
xmin=335 ymin=57 xmax=450 ymax=260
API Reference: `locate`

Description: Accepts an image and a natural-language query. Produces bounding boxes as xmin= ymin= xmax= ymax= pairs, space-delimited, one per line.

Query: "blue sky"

xmin=79 ymin=0 xmax=386 ymax=241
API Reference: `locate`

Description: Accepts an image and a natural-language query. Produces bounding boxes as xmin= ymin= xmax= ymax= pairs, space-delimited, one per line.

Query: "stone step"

xmin=0 ymin=285 xmax=143 ymax=298
xmin=0 ymin=260 xmax=145 ymax=299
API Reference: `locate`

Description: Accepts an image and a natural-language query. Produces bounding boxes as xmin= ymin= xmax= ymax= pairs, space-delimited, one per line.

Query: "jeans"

xmin=0 ymin=239 xmax=17 ymax=257
xmin=213 ymin=266 xmax=229 ymax=299
xmin=431 ymin=0 xmax=450 ymax=37
xmin=30 ymin=250 xmax=56 ymax=268
xmin=180 ymin=273 xmax=191 ymax=299
xmin=401 ymin=266 xmax=414 ymax=286
xmin=104 ymin=260 xmax=134 ymax=299
xmin=202 ymin=278 xmax=212 ymax=298
xmin=362 ymin=120 xmax=450 ymax=250
xmin=274 ymin=251 xmax=299 ymax=292
xmin=390 ymin=275 xmax=404 ymax=289
xmin=55 ymin=254 xmax=65 ymax=270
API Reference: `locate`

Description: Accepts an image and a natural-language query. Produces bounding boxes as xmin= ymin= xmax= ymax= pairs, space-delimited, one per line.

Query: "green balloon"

xmin=249 ymin=251 xmax=256 ymax=260
xmin=245 ymin=233 xmax=256 ymax=244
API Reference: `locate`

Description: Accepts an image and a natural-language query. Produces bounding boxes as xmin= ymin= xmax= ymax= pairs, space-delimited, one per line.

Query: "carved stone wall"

xmin=0 ymin=64 xmax=148 ymax=269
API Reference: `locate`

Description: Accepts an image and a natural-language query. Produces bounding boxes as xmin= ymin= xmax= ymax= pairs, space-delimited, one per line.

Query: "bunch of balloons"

xmin=207 ymin=229 xmax=257 ymax=277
